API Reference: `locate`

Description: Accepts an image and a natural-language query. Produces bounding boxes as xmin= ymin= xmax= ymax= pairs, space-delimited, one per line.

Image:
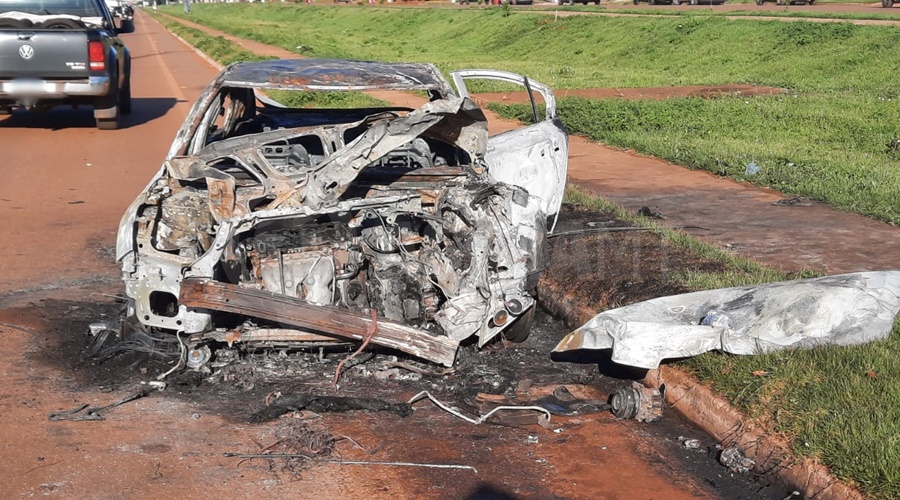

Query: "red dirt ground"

xmin=473 ymin=85 xmax=788 ymax=106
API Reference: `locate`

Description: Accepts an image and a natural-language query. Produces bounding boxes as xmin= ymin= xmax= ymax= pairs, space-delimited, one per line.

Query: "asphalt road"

xmin=0 ymin=11 xmax=787 ymax=499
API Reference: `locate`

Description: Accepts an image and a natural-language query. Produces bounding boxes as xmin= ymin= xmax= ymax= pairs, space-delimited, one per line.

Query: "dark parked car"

xmin=0 ymin=0 xmax=134 ymax=129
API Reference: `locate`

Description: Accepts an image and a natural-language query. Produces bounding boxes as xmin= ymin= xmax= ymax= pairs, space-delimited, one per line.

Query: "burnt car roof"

xmin=220 ymin=59 xmax=457 ymax=94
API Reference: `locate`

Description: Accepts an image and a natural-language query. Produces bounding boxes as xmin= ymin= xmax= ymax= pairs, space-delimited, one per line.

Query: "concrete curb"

xmin=537 ymin=278 xmax=863 ymax=500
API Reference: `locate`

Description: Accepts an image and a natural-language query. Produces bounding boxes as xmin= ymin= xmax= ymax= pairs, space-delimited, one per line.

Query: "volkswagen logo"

xmin=18 ymin=44 xmax=34 ymax=60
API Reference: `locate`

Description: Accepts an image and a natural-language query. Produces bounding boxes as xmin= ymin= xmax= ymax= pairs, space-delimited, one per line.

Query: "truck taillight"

xmin=88 ymin=41 xmax=105 ymax=71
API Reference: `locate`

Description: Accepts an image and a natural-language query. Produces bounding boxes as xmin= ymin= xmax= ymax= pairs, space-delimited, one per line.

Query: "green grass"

xmin=267 ymin=90 xmax=387 ymax=109
xmin=685 ymin=322 xmax=900 ymax=497
xmin=491 ymin=94 xmax=900 ymax=224
xmin=159 ymin=6 xmax=900 ymax=93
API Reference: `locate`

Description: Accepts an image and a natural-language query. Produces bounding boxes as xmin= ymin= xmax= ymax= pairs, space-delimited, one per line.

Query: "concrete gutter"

xmin=538 ymin=278 xmax=864 ymax=500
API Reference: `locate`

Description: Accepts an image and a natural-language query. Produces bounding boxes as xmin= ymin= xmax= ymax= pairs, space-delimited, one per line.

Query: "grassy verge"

xmin=158 ymin=5 xmax=900 ymax=92
xmin=156 ymin=11 xmax=900 ymax=495
xmin=490 ymin=95 xmax=900 ymax=224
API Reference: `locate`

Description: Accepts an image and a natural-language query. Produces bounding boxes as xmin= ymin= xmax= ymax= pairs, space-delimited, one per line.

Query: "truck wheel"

xmin=689 ymin=0 xmax=698 ymax=5
xmin=883 ymin=0 xmax=893 ymax=7
xmin=673 ymin=0 xmax=681 ymax=5
xmin=94 ymin=76 xmax=119 ymax=130
xmin=502 ymin=307 xmax=535 ymax=343
xmin=755 ymin=0 xmax=763 ymax=4
xmin=633 ymin=0 xmax=640 ymax=4
xmin=119 ymin=77 xmax=132 ymax=115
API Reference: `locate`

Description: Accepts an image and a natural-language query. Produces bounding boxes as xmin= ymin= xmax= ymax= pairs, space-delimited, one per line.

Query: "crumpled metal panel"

xmin=554 ymin=272 xmax=900 ymax=369
xmin=282 ymin=96 xmax=488 ymax=209
xmin=221 ymin=59 xmax=456 ymax=96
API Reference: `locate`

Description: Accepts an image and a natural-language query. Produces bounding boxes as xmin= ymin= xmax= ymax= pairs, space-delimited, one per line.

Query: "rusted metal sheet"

xmin=179 ymin=278 xmax=459 ymax=367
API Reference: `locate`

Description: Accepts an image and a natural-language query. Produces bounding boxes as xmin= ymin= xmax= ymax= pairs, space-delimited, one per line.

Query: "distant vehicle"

xmin=633 ymin=0 xmax=726 ymax=4
xmin=106 ymin=0 xmax=134 ymax=20
xmin=755 ymin=0 xmax=813 ymax=4
xmin=0 ymin=0 xmax=134 ymax=129
xmin=464 ymin=0 xmax=534 ymax=5
xmin=555 ymin=0 xmax=600 ymax=5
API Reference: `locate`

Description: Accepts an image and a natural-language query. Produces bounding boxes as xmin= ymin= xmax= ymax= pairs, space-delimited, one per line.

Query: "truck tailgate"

xmin=0 ymin=31 xmax=90 ymax=79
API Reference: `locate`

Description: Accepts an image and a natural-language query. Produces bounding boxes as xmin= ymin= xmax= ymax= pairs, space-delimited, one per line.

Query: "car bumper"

xmin=0 ymin=76 xmax=110 ymax=100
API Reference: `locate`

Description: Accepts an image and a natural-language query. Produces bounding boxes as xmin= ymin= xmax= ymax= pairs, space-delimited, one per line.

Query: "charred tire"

xmin=0 ymin=18 xmax=33 ymax=29
xmin=502 ymin=307 xmax=535 ymax=343
xmin=37 ymin=18 xmax=84 ymax=29
xmin=94 ymin=74 xmax=119 ymax=130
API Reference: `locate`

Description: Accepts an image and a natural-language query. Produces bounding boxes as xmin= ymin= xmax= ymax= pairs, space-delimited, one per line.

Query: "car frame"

xmin=115 ymin=59 xmax=568 ymax=368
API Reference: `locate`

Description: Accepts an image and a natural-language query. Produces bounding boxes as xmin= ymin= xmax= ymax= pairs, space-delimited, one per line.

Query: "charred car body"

xmin=116 ymin=59 xmax=567 ymax=367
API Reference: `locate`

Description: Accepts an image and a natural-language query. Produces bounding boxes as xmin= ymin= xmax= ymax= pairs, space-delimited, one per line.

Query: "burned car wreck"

xmin=115 ymin=59 xmax=568 ymax=368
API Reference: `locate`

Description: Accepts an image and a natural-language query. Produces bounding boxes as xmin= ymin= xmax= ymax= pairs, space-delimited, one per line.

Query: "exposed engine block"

xmin=240 ymin=212 xmax=453 ymax=329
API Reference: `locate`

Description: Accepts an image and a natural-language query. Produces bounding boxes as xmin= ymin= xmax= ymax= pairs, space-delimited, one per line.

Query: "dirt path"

xmin=473 ymin=84 xmax=787 ymax=105
xmin=162 ymin=13 xmax=900 ymax=274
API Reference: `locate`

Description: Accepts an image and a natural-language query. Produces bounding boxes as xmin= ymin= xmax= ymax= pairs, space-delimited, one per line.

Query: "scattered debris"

xmin=719 ymin=447 xmax=755 ymax=474
xmin=474 ymin=383 xmax=611 ymax=426
xmin=251 ymin=394 xmax=413 ymax=423
xmin=525 ymin=435 xmax=539 ymax=444
xmin=333 ymin=309 xmax=379 ymax=385
xmin=637 ymin=206 xmax=664 ymax=219
xmin=772 ymin=196 xmax=812 ymax=207
xmin=678 ymin=436 xmax=702 ymax=450
xmin=227 ymin=419 xmax=338 ymax=477
xmin=224 ymin=454 xmax=478 ymax=473
xmin=554 ymin=272 xmax=900 ymax=368
xmin=744 ymin=161 xmax=761 ymax=176
xmin=610 ymin=382 xmax=663 ymax=423
xmin=408 ymin=390 xmax=551 ymax=426
xmin=48 ymin=388 xmax=149 ymax=421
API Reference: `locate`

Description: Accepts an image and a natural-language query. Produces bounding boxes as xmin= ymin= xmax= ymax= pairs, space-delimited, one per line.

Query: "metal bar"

xmin=179 ymin=278 xmax=458 ymax=366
